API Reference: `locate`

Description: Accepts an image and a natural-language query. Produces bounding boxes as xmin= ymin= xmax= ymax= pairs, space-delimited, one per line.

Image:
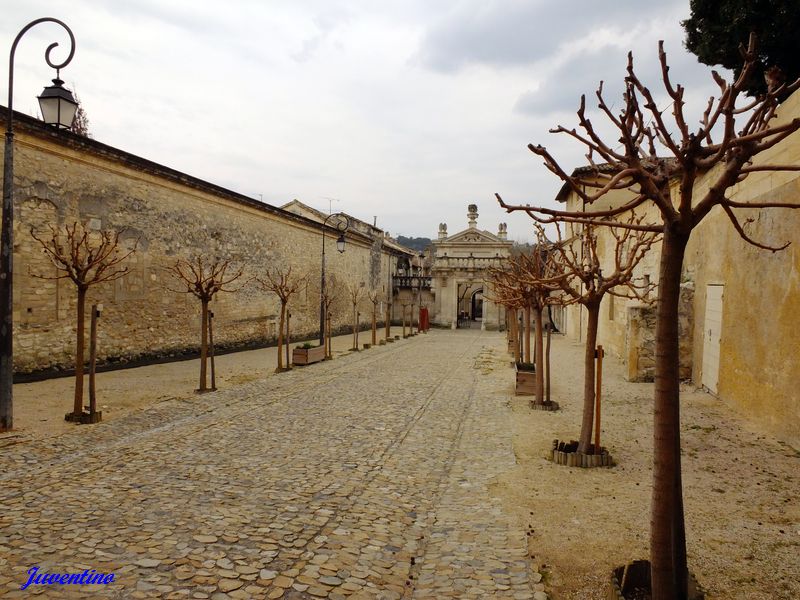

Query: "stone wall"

xmin=624 ymin=282 xmax=694 ymax=382
xmin=684 ymin=88 xmax=800 ymax=446
xmin=2 ymin=113 xmax=404 ymax=374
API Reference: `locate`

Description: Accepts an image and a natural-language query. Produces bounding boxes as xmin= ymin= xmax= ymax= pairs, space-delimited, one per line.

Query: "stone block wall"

xmin=624 ymin=282 xmax=694 ymax=382
xmin=2 ymin=115 xmax=400 ymax=374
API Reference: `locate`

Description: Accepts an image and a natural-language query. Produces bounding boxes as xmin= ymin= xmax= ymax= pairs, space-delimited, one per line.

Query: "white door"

xmin=702 ymin=284 xmax=724 ymax=394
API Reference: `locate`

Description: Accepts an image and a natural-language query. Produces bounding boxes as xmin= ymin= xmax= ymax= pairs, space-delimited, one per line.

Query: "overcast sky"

xmin=2 ymin=0 xmax=726 ymax=242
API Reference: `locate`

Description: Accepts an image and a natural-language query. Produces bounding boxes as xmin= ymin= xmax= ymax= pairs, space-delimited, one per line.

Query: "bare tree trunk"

xmin=510 ymin=310 xmax=520 ymax=362
xmin=533 ymin=307 xmax=544 ymax=404
xmin=72 ymin=287 xmax=87 ymax=416
xmin=523 ymin=305 xmax=531 ymax=363
xmin=577 ymin=301 xmax=600 ymax=454
xmin=651 ymin=228 xmax=690 ymax=600
xmin=545 ymin=324 xmax=551 ymax=403
xmin=277 ymin=301 xmax=286 ymax=371
xmin=199 ymin=298 xmax=209 ymax=391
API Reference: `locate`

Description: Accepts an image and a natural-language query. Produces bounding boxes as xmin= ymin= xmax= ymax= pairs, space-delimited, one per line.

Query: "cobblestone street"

xmin=0 ymin=330 xmax=539 ymax=599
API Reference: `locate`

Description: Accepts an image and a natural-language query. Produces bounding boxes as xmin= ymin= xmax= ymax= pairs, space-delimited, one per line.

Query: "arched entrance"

xmin=471 ymin=289 xmax=483 ymax=321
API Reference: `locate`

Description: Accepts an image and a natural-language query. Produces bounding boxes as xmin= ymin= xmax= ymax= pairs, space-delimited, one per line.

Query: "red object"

xmin=419 ymin=307 xmax=429 ymax=331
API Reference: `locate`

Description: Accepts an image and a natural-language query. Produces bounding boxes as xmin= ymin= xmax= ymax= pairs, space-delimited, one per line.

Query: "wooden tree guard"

xmin=325 ymin=310 xmax=332 ymax=358
xmin=285 ymin=311 xmax=291 ymax=369
xmin=595 ymin=345 xmax=604 ymax=453
xmin=385 ymin=302 xmax=391 ymax=341
xmin=85 ymin=304 xmax=102 ymax=424
xmin=208 ymin=310 xmax=217 ymax=391
xmin=546 ymin=326 xmax=552 ymax=403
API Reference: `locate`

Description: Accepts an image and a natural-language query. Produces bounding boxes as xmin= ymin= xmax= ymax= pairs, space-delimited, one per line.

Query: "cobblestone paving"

xmin=0 ymin=330 xmax=539 ymax=599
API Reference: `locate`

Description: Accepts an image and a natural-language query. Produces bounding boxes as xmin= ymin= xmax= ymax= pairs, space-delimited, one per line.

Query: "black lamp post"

xmin=1 ymin=18 xmax=76 ymax=431
xmin=319 ymin=213 xmax=349 ymax=346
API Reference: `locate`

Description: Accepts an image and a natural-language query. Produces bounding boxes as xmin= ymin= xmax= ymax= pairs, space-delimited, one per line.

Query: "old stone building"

xmin=555 ymin=89 xmax=800 ymax=446
xmin=1 ymin=109 xmax=414 ymax=375
xmin=429 ymin=204 xmax=513 ymax=330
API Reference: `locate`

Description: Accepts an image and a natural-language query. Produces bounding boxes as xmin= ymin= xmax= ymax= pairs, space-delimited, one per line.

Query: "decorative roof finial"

xmin=467 ymin=204 xmax=478 ymax=229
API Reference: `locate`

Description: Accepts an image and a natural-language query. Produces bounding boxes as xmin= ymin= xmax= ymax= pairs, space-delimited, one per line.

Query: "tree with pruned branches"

xmin=256 ymin=265 xmax=306 ymax=372
xmin=547 ymin=217 xmax=658 ymax=455
xmin=345 ymin=281 xmax=365 ymax=350
xmin=166 ymin=256 xmax=244 ymax=392
xmin=488 ymin=240 xmax=561 ymax=405
xmin=497 ymin=35 xmax=800 ymax=600
xmin=30 ymin=222 xmax=138 ymax=420
xmin=367 ymin=288 xmax=380 ymax=346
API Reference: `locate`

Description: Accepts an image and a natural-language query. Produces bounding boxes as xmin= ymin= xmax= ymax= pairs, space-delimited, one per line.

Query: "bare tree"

xmin=497 ymin=35 xmax=800 ymax=599
xmin=547 ymin=218 xmax=658 ymax=454
xmin=256 ymin=265 xmax=306 ymax=372
xmin=488 ymin=242 xmax=561 ymax=404
xmin=346 ymin=281 xmax=365 ymax=350
xmin=367 ymin=288 xmax=380 ymax=345
xmin=30 ymin=222 xmax=137 ymax=420
xmin=166 ymin=256 xmax=244 ymax=391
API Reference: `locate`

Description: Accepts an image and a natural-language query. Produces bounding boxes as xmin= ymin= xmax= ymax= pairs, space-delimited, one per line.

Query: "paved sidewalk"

xmin=0 ymin=330 xmax=539 ymax=599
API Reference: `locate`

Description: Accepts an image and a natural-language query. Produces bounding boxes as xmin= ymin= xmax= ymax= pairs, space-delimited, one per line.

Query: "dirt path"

xmin=492 ymin=334 xmax=799 ymax=600
xmin=4 ymin=331 xmax=381 ymax=443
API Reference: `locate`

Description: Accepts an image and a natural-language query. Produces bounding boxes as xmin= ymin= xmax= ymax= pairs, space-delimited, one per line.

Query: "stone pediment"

xmin=441 ymin=229 xmax=503 ymax=245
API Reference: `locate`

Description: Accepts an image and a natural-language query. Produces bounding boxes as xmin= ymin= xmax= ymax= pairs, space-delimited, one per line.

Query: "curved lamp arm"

xmin=7 ymin=17 xmax=75 ymax=133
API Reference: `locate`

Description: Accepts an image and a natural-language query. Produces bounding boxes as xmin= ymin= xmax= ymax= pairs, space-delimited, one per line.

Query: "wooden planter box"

xmin=292 ymin=345 xmax=326 ymax=366
xmin=514 ymin=362 xmax=536 ymax=395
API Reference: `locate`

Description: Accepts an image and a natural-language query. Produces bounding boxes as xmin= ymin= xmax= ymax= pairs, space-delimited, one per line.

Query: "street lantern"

xmin=336 ymin=233 xmax=345 ymax=254
xmin=38 ymin=74 xmax=78 ymax=129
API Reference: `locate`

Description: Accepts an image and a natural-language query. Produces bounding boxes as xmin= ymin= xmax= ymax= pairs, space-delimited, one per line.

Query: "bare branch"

xmin=721 ymin=204 xmax=790 ymax=252
xmin=29 ymin=222 xmax=139 ymax=289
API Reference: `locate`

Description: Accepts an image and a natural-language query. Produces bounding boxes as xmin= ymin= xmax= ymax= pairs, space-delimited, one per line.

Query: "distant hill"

xmin=511 ymin=241 xmax=534 ymax=256
xmin=396 ymin=235 xmax=432 ymax=253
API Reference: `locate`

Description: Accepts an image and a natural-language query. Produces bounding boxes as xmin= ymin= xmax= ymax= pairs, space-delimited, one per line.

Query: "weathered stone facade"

xmin=2 ymin=111 xmax=412 ymax=374
xmin=430 ymin=205 xmax=513 ymax=330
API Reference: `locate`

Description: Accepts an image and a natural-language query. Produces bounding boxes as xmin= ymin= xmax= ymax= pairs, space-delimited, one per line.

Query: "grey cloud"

xmin=515 ymin=37 xmax=724 ymax=117
xmin=292 ymin=8 xmax=351 ymax=63
xmin=515 ymin=48 xmax=631 ymax=115
xmin=415 ymin=0 xmax=689 ymax=73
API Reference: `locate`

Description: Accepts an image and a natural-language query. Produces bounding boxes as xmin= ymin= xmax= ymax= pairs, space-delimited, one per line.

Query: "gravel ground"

xmin=492 ymin=333 xmax=800 ymax=600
